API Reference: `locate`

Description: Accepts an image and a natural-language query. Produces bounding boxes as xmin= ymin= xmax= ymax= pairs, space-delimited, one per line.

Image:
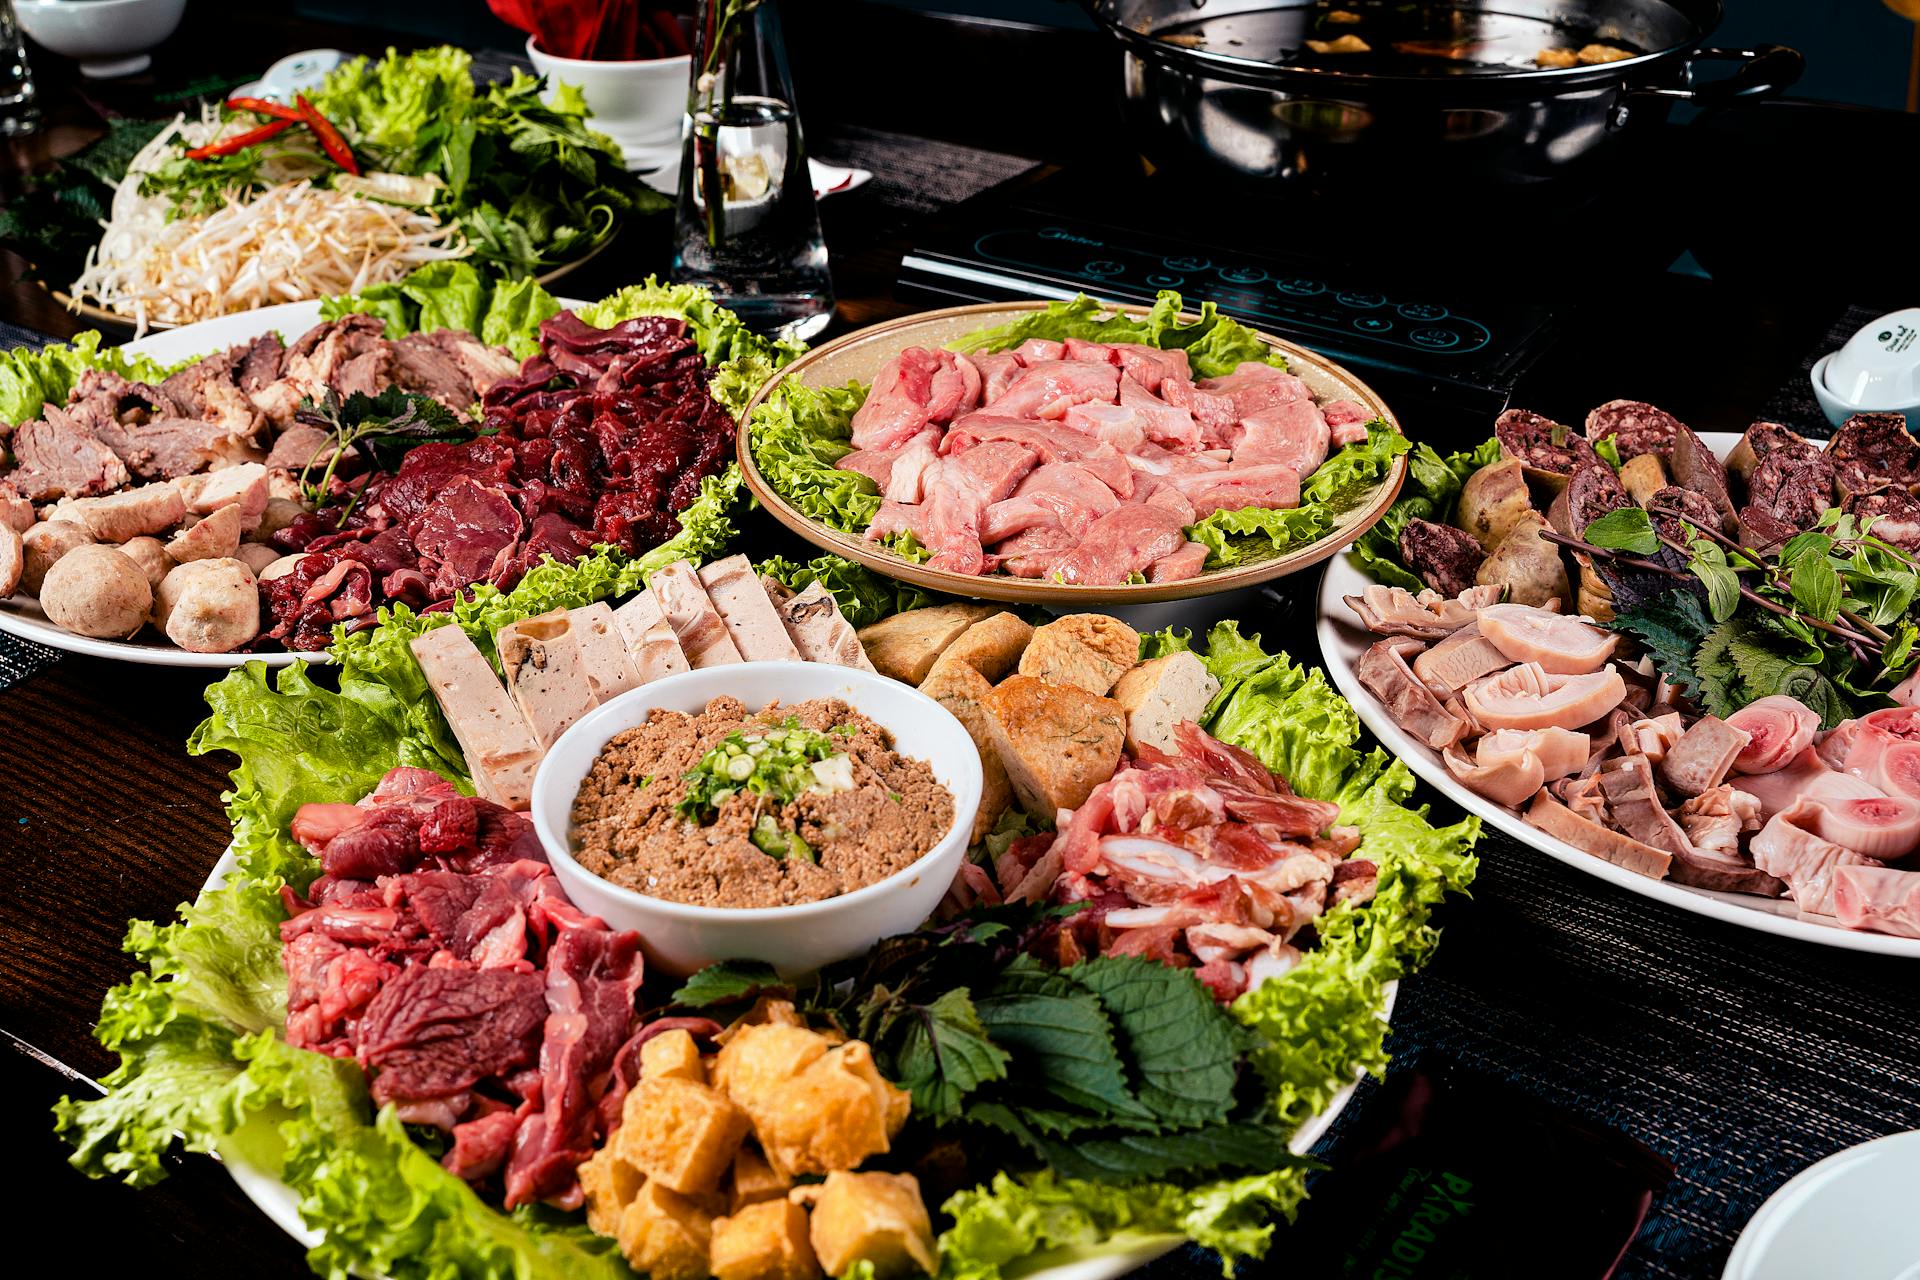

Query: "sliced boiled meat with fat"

xmin=1463 ymin=662 xmax=1627 ymax=732
xmin=1833 ymin=864 xmax=1920 ymax=938
xmin=1476 ymin=726 xmax=1589 ymax=781
xmin=1443 ymin=743 xmax=1544 ymax=807
xmin=1477 ymin=603 xmax=1618 ymax=675
xmin=1750 ymin=799 xmax=1884 ymax=915
xmin=1726 ymin=695 xmax=1822 ymax=775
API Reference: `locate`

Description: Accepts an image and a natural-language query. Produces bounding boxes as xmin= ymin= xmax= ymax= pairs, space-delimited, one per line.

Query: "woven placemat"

xmin=1754 ymin=302 xmax=1891 ymax=441
xmin=808 ymin=122 xmax=1040 ymax=225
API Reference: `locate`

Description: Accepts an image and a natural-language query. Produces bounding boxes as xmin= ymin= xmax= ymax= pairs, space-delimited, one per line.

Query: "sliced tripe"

xmin=410 ymin=624 xmax=542 ymax=811
xmin=648 ymin=560 xmax=741 ymax=668
xmin=613 ymin=588 xmax=691 ymax=682
xmin=698 ymin=553 xmax=801 ymax=662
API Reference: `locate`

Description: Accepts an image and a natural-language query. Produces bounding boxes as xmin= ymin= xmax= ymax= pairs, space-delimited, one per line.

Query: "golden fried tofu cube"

xmin=711 ymin=1198 xmax=821 ymax=1280
xmin=752 ymin=1042 xmax=909 ymax=1176
xmin=807 ymin=1171 xmax=936 ymax=1279
xmin=618 ymin=1180 xmax=714 ymax=1280
xmin=713 ymin=1023 xmax=831 ymax=1110
xmin=642 ymin=1029 xmax=707 ymax=1084
xmin=731 ymin=1144 xmax=794 ymax=1212
xmin=616 ymin=1077 xmax=751 ymax=1196
xmin=578 ymin=1146 xmax=646 ymax=1238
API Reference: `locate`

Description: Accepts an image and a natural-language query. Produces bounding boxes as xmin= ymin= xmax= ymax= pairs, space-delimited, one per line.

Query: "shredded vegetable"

xmin=69 ymin=111 xmax=467 ymax=333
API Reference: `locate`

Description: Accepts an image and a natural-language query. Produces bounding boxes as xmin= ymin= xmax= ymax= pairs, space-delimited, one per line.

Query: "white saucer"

xmin=1724 ymin=1130 xmax=1920 ymax=1280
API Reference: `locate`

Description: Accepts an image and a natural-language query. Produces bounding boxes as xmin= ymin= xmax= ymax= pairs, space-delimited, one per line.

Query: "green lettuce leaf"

xmin=756 ymin=552 xmax=937 ymax=629
xmin=939 ymin=1171 xmax=1307 ymax=1280
xmin=746 ymin=380 xmax=877 ymax=532
xmin=949 ymin=291 xmax=1286 ymax=380
xmin=1349 ymin=436 xmax=1501 ymax=590
xmin=320 ymin=261 xmax=561 ymax=360
xmin=2 ymin=332 xmax=179 ymax=428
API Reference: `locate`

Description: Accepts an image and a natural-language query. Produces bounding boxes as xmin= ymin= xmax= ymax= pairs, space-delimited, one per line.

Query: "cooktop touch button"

xmin=1337 ymin=292 xmax=1387 ymax=309
xmin=1398 ymin=303 xmax=1448 ymax=321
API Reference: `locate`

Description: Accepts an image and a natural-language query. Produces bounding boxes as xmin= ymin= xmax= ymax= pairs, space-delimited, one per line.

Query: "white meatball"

xmin=19 ymin=520 xmax=94 ymax=597
xmin=39 ymin=544 xmax=153 ymax=639
xmin=155 ymin=558 xmax=260 ymax=653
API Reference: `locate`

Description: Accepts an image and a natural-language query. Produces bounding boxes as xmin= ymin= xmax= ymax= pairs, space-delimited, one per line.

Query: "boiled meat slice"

xmin=1476 ymin=727 xmax=1589 ymax=781
xmin=1345 ymin=582 xmax=1500 ymax=640
xmin=1595 ymin=755 xmax=1692 ymax=857
xmin=1527 ymin=790 xmax=1672 ymax=878
xmin=851 ymin=347 xmax=979 ymax=451
xmin=1463 ymin=663 xmax=1627 ymax=732
xmin=1053 ymin=504 xmax=1190 ymax=586
xmin=1725 ymin=695 xmax=1820 ymax=775
xmin=945 ymin=415 xmax=1135 ymax=498
xmin=1477 ymin=603 xmax=1619 ymax=675
xmin=1750 ymin=799 xmax=1883 ymax=915
xmin=1356 ymin=636 xmax=1470 ymax=750
xmin=1413 ymin=624 xmax=1513 ymax=699
xmin=1443 ymin=742 xmax=1544 ymax=807
xmin=1833 ymin=864 xmax=1920 ymax=938
xmin=1658 ymin=716 xmax=1751 ymax=797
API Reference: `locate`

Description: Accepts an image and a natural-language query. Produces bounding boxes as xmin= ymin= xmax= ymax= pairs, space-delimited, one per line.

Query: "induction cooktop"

xmin=897 ymin=164 xmax=1687 ymax=426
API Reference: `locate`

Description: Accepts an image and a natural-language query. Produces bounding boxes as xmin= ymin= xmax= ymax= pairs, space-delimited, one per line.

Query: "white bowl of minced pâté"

xmin=530 ymin=662 xmax=983 ymax=976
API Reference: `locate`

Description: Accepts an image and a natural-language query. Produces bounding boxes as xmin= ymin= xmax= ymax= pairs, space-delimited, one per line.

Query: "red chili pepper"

xmin=296 ymin=94 xmax=360 ymax=176
xmin=224 ymin=96 xmax=303 ymax=121
xmin=185 ymin=117 xmax=296 ymax=161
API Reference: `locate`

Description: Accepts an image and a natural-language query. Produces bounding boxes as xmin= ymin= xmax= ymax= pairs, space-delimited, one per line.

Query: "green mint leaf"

xmin=1609 ymin=596 xmax=1713 ymax=702
xmin=1067 ymin=956 xmax=1246 ymax=1128
xmin=1582 ymin=507 xmax=1657 ymax=555
xmin=890 ymin=988 xmax=1011 ymax=1121
xmin=671 ymin=960 xmax=785 ymax=1008
xmin=1789 ymin=557 xmax=1843 ymax=623
xmin=1778 ymin=532 xmax=1833 ymax=569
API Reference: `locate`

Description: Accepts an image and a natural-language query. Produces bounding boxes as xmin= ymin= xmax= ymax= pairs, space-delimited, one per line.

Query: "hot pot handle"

xmin=1635 ymin=43 xmax=1805 ymax=108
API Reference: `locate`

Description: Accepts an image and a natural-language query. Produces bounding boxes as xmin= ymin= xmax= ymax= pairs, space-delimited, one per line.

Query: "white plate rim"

xmin=1315 ymin=430 xmax=1920 ymax=958
xmin=3 ymin=298 xmax=585 ymax=668
xmin=1722 ymin=1129 xmax=1920 ymax=1280
xmin=199 ymin=846 xmax=1396 ymax=1275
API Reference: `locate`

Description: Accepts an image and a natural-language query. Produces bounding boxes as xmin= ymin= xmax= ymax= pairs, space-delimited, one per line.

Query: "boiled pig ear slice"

xmin=1464 ymin=662 xmax=1626 ymax=732
xmin=1477 ymin=603 xmax=1619 ymax=675
xmin=1444 ymin=742 xmax=1546 ymax=808
xmin=1725 ymin=694 xmax=1820 ymax=775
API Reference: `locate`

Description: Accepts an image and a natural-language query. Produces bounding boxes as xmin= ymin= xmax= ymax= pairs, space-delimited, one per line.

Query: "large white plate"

xmin=1317 ymin=430 xmax=1920 ymax=958
xmin=1723 ymin=1130 xmax=1920 ymax=1280
xmin=3 ymin=299 xmax=586 ymax=668
xmin=200 ymin=846 xmax=1395 ymax=1276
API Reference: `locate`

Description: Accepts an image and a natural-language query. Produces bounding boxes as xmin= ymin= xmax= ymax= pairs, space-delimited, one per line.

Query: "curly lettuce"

xmin=1 ymin=332 xmax=180 ymax=428
xmin=320 ymin=261 xmax=561 ymax=360
xmin=950 ymin=291 xmax=1286 ymax=380
xmin=1349 ymin=436 xmax=1501 ymax=590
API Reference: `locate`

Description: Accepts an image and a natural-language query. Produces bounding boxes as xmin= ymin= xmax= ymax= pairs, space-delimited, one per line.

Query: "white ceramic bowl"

xmin=14 ymin=0 xmax=187 ymax=79
xmin=525 ymin=37 xmax=690 ymax=176
xmin=531 ymin=662 xmax=983 ymax=977
xmin=1810 ymin=306 xmax=1920 ymax=430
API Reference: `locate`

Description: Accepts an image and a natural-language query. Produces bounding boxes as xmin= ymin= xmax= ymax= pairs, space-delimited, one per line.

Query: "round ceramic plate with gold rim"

xmin=737 ymin=300 xmax=1409 ymax=606
xmin=42 ymin=235 xmax=611 ymax=334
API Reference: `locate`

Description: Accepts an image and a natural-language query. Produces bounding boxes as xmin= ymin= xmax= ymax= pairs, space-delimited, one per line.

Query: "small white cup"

xmin=525 ymin=37 xmax=690 ymax=176
xmin=1810 ymin=307 xmax=1920 ymax=431
xmin=530 ymin=662 xmax=984 ymax=977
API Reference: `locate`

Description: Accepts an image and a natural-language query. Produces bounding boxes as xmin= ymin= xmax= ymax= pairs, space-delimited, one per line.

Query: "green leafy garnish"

xmin=675 ymin=717 xmax=852 ymax=828
xmin=1349 ymin=436 xmax=1502 ymax=590
xmin=1582 ymin=507 xmax=1658 ymax=555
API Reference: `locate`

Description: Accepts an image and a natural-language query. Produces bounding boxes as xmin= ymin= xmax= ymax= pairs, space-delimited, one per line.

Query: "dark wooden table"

xmin=0 ymin=8 xmax=1885 ymax=1278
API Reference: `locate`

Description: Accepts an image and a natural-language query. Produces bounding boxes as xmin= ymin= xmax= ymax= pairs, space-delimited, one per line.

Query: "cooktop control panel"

xmin=899 ymin=181 xmax=1559 ymax=421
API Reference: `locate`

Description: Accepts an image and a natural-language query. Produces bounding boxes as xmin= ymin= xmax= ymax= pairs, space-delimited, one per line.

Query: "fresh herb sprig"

xmin=295 ymin=387 xmax=471 ymax=523
xmin=1569 ymin=503 xmax=1920 ymax=726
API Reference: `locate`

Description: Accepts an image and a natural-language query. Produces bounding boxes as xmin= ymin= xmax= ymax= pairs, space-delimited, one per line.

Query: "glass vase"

xmin=672 ymin=0 xmax=834 ymax=342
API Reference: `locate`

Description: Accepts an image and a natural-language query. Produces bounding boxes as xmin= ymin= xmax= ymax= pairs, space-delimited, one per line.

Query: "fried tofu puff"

xmin=642 ymin=1028 xmax=709 ymax=1083
xmin=731 ymin=1145 xmax=794 ymax=1212
xmin=711 ymin=1199 xmax=821 ymax=1280
xmin=801 ymin=1171 xmax=937 ymax=1279
xmin=716 ymin=1025 xmax=910 ymax=1175
xmin=579 ymin=1146 xmax=646 ymax=1238
xmin=615 ymin=1076 xmax=752 ymax=1196
xmin=617 ymin=1181 xmax=714 ymax=1280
